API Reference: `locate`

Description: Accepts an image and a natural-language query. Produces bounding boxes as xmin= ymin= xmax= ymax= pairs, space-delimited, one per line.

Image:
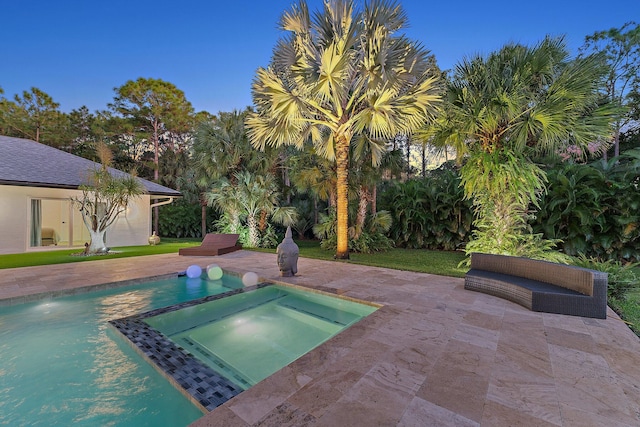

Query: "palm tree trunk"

xmin=371 ymin=185 xmax=377 ymax=214
xmin=335 ymin=138 xmax=350 ymax=259
xmin=201 ymin=203 xmax=207 ymax=237
xmin=354 ymin=186 xmax=370 ymax=240
xmin=247 ymin=215 xmax=260 ymax=248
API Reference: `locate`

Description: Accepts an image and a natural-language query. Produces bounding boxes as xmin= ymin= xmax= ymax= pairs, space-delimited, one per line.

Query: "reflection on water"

xmin=0 ymin=275 xmax=237 ymax=426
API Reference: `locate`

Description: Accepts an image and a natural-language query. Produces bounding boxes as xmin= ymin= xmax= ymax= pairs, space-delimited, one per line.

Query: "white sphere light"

xmin=242 ymin=272 xmax=259 ymax=287
xmin=186 ymin=265 xmax=202 ymax=279
xmin=207 ymin=264 xmax=223 ymax=280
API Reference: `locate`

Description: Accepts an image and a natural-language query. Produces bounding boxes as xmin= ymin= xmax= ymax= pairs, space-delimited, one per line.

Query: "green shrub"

xmin=158 ymin=199 xmax=217 ymax=238
xmin=378 ymin=170 xmax=473 ymax=250
xmin=313 ymin=210 xmax=394 ymax=253
xmin=534 ymin=150 xmax=640 ymax=262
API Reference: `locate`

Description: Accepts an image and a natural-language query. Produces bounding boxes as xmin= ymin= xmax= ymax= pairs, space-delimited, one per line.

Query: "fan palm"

xmin=440 ymin=37 xmax=614 ymax=259
xmin=206 ymin=171 xmax=297 ymax=248
xmin=246 ymin=0 xmax=441 ymax=258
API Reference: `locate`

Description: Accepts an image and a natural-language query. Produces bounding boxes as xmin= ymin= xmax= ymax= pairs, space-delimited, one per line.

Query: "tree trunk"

xmin=153 ymin=120 xmax=160 ymax=236
xmin=87 ymin=229 xmax=108 ymax=253
xmin=335 ymin=137 xmax=350 ymax=259
xmin=201 ymin=203 xmax=207 ymax=237
xmin=354 ymin=186 xmax=371 ymax=240
xmin=371 ymin=185 xmax=377 ymax=214
xmin=247 ymin=215 xmax=260 ymax=248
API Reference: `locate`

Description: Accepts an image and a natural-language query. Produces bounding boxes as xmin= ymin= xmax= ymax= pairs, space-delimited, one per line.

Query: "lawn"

xmin=0 ymin=238 xmax=201 ymax=269
xmin=0 ymin=239 xmax=468 ymax=277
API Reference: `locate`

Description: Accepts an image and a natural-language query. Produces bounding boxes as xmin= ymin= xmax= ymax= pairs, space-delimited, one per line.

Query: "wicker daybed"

xmin=464 ymin=253 xmax=608 ymax=319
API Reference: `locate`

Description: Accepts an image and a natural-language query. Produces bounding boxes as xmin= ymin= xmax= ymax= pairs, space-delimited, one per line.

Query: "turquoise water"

xmin=0 ymin=274 xmax=243 ymax=426
xmin=145 ymin=285 xmax=378 ymax=389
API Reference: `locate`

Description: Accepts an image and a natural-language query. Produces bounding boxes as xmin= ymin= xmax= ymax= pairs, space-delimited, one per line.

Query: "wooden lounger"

xmin=178 ymin=233 xmax=242 ymax=256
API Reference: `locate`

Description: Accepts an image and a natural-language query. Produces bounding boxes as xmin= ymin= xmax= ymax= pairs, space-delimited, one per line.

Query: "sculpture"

xmin=276 ymin=226 xmax=299 ymax=277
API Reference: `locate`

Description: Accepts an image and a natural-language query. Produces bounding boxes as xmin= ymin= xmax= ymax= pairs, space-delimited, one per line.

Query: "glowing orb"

xmin=186 ymin=265 xmax=202 ymax=279
xmin=242 ymin=272 xmax=259 ymax=287
xmin=206 ymin=264 xmax=223 ymax=280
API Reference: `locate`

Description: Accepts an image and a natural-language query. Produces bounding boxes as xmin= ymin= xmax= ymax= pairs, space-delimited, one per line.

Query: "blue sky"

xmin=1 ymin=0 xmax=636 ymax=114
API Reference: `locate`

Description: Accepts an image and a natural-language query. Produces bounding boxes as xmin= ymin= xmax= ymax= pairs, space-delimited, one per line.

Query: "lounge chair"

xmin=178 ymin=233 xmax=242 ymax=256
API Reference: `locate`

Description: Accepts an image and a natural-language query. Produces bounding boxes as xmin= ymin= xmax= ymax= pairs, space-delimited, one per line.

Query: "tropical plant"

xmin=534 ymin=149 xmax=640 ymax=261
xmin=71 ymin=143 xmax=145 ymax=254
xmin=438 ymin=37 xmax=614 ymax=261
xmin=205 ymin=171 xmax=297 ymax=248
xmin=378 ymin=168 xmax=473 ymax=250
xmin=313 ymin=209 xmax=394 ymax=253
xmin=246 ymin=0 xmax=442 ymax=259
xmin=158 ymin=198 xmax=216 ymax=238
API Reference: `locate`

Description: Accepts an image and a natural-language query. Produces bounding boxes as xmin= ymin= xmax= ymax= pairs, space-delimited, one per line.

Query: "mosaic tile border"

xmin=109 ymin=282 xmax=273 ymax=412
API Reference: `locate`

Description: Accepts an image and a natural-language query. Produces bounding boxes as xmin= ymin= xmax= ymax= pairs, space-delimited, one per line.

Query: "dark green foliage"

xmin=378 ymin=170 xmax=473 ymax=250
xmin=158 ymin=199 xmax=217 ymax=238
xmin=313 ymin=210 xmax=394 ymax=254
xmin=533 ymin=150 xmax=640 ymax=261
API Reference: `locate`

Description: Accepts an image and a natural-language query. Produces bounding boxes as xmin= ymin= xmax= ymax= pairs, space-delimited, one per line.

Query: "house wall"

xmin=0 ymin=185 xmax=152 ymax=255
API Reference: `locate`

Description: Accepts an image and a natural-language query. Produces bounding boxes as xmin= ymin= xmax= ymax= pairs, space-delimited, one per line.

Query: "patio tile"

xmin=1 ymin=251 xmax=639 ymax=427
xmin=397 ymin=397 xmax=479 ymax=427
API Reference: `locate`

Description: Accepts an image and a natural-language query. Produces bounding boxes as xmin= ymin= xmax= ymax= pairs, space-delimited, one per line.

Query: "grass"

xmin=248 ymin=240 xmax=468 ymax=277
xmin=0 ymin=238 xmax=201 ymax=269
xmin=615 ymin=288 xmax=640 ymax=336
xmin=0 ymin=238 xmax=468 ymax=277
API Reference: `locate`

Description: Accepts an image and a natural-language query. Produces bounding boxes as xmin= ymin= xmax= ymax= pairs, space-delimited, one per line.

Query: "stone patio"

xmin=1 ymin=250 xmax=639 ymax=426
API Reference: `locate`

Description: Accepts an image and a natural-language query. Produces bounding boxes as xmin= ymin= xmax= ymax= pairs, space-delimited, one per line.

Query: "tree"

xmin=580 ymin=22 xmax=640 ymax=159
xmin=110 ymin=78 xmax=194 ymax=234
xmin=205 ymin=171 xmax=297 ymax=248
xmin=246 ymin=0 xmax=441 ymax=259
xmin=440 ymin=37 xmax=615 ymax=260
xmin=1 ymin=87 xmax=63 ymax=145
xmin=190 ymin=109 xmax=279 ymax=237
xmin=71 ymin=143 xmax=145 ymax=254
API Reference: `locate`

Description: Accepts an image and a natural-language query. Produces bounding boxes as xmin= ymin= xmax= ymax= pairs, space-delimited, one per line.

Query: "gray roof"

xmin=0 ymin=135 xmax=181 ymax=197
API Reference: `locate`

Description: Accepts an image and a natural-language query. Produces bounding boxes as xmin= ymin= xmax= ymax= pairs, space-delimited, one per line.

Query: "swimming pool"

xmin=110 ymin=283 xmax=379 ymax=411
xmin=0 ymin=273 xmax=243 ymax=426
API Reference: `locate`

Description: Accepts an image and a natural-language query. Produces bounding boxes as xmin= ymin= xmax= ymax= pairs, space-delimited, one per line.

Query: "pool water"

xmin=0 ymin=274 xmax=243 ymax=426
xmin=144 ymin=285 xmax=378 ymax=389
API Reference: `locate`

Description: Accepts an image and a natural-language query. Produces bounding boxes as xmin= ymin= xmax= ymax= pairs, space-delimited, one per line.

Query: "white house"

xmin=0 ymin=135 xmax=181 ymax=255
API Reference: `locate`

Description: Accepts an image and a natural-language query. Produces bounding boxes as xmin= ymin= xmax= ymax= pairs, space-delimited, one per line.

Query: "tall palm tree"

xmin=246 ymin=0 xmax=441 ymax=258
xmin=439 ymin=37 xmax=615 ymax=259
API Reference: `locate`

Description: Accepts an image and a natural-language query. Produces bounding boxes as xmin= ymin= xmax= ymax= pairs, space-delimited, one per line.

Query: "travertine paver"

xmin=1 ymin=250 xmax=639 ymax=426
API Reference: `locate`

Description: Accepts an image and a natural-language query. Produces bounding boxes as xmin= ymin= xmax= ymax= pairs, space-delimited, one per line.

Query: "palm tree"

xmin=439 ymin=37 xmax=614 ymax=259
xmin=246 ymin=0 xmax=441 ymax=259
xmin=206 ymin=171 xmax=297 ymax=248
xmin=190 ymin=109 xmax=280 ymax=236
